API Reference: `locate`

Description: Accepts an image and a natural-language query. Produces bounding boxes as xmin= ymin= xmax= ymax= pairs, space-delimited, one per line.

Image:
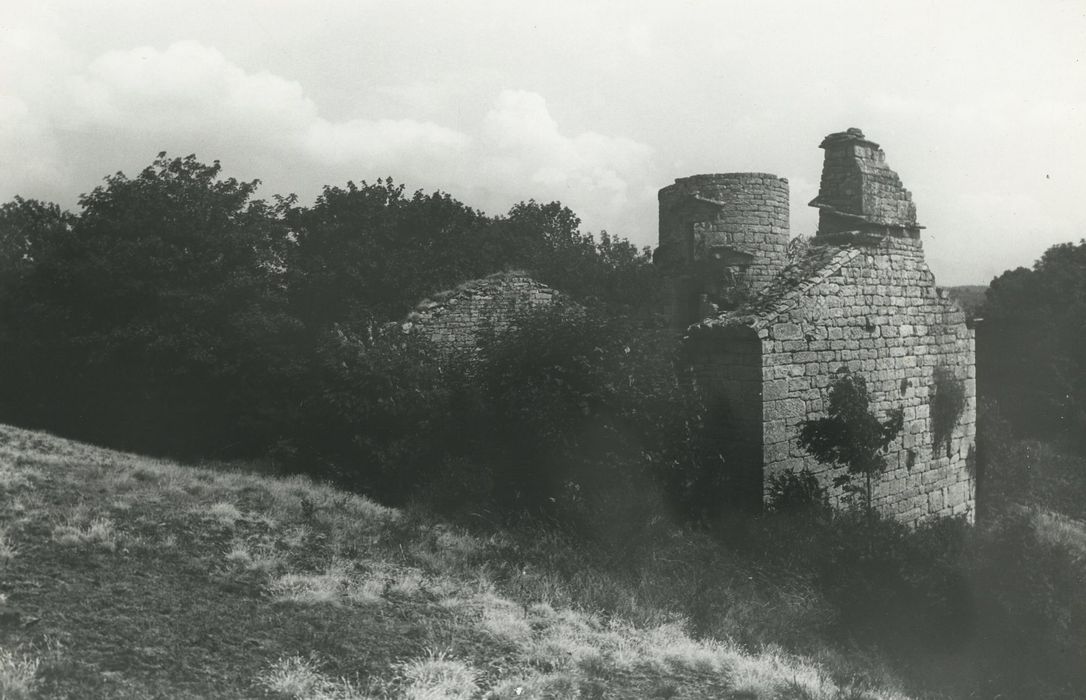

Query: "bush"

xmin=439 ymin=305 xmax=653 ymax=521
xmin=979 ymin=240 xmax=1086 ymax=451
xmin=766 ymin=468 xmax=830 ymax=517
xmin=388 ymin=304 xmax=735 ymax=528
xmin=972 ymin=508 xmax=1086 ymax=698
xmin=271 ymin=327 xmax=452 ymax=504
xmin=978 ymin=400 xmax=1086 ymax=520
xmin=732 ymin=493 xmax=1085 ymax=699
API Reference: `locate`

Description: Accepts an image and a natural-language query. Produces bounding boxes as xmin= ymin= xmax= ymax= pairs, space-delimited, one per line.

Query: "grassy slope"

xmin=0 ymin=424 xmax=917 ymax=700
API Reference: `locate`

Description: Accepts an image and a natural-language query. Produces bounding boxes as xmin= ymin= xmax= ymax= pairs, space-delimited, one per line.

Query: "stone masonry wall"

xmin=809 ymin=128 xmax=920 ymax=237
xmin=402 ymin=271 xmax=563 ymax=357
xmin=758 ymin=236 xmax=976 ymax=524
xmin=657 ymin=173 xmax=790 ymax=326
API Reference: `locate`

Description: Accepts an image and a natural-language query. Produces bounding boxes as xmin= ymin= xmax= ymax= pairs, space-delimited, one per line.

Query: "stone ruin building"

xmin=406 ymin=128 xmax=977 ymax=524
xmin=401 ymin=271 xmax=564 ymax=356
xmin=671 ymin=128 xmax=976 ymax=524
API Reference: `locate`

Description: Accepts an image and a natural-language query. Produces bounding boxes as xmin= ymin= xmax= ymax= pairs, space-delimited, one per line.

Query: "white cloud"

xmin=0 ymin=95 xmax=66 ymax=197
xmin=2 ymin=38 xmax=651 ymax=243
xmin=305 ymin=118 xmax=467 ymax=165
xmin=4 ymin=0 xmax=1082 ymax=286
xmin=473 ymin=90 xmax=654 ymax=232
xmin=59 ymin=41 xmax=466 ymax=167
xmin=1 ymin=38 xmax=473 ymax=204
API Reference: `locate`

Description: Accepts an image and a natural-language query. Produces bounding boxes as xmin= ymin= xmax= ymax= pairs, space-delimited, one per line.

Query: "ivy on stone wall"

xmin=931 ymin=366 xmax=966 ymax=459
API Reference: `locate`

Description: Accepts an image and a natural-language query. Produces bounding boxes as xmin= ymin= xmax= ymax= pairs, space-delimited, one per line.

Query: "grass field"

xmin=0 ymin=423 xmax=922 ymax=699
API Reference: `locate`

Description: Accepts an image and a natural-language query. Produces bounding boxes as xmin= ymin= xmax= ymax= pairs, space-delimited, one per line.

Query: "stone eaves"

xmin=687 ymin=243 xmax=862 ymax=337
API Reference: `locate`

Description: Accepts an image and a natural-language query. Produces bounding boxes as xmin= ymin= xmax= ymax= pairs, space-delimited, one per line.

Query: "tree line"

xmin=0 ymin=154 xmax=734 ymax=525
xmin=977 ymin=240 xmax=1086 ymax=453
xmin=0 ymin=155 xmax=656 ymax=465
xmin=0 ymin=151 xmax=1081 ymax=520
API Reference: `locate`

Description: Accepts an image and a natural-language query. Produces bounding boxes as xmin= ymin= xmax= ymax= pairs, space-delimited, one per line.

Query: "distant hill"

xmin=945 ymin=285 xmax=988 ymax=316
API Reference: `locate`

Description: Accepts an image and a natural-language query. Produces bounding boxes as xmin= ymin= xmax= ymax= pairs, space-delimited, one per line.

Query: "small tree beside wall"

xmin=797 ymin=372 xmax=904 ymax=520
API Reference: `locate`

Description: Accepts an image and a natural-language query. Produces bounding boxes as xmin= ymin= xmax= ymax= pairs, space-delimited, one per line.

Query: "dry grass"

xmin=270 ymin=560 xmax=354 ymax=606
xmin=51 ymin=516 xmax=118 ymax=551
xmin=0 ymin=530 xmax=16 ymax=563
xmin=258 ymin=654 xmax=364 ymax=699
xmin=225 ymin=539 xmax=283 ymax=573
xmin=0 ymin=422 xmax=920 ymax=698
xmin=203 ymin=501 xmax=244 ymax=526
xmin=1032 ymin=507 xmax=1086 ymax=564
xmin=0 ymin=647 xmax=39 ymax=699
xmin=399 ymin=651 xmax=479 ymax=700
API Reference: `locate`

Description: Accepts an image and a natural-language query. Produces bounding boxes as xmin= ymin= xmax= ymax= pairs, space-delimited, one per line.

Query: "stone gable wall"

xmin=758 ymin=236 xmax=976 ymax=524
xmin=402 ymin=272 xmax=563 ymax=357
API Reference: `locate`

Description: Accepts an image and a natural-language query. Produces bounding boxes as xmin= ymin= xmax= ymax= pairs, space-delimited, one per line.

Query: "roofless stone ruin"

xmin=675 ymin=128 xmax=976 ymax=524
xmin=406 ymin=128 xmax=976 ymax=524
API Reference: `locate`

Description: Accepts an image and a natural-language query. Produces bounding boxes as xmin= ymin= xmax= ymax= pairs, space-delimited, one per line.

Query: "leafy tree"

xmin=979 ymin=240 xmax=1086 ymax=450
xmin=0 ymin=155 xmax=660 ymax=492
xmin=797 ymin=373 xmax=904 ymax=519
xmin=497 ymin=200 xmax=657 ymax=316
xmin=283 ymin=180 xmax=496 ymax=329
xmin=0 ymin=197 xmax=74 ymax=275
xmin=0 ymin=154 xmax=297 ymax=456
xmin=284 ymin=190 xmax=657 ymax=331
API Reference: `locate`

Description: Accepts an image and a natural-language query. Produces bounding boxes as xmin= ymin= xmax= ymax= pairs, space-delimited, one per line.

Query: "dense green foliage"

xmin=411 ymin=305 xmax=733 ymax=525
xmin=978 ymin=239 xmax=1086 ymax=450
xmin=766 ymin=467 xmax=830 ymax=517
xmin=0 ymin=157 xmax=297 ymax=456
xmin=0 ymin=153 xmax=672 ymax=505
xmin=283 ymin=182 xmax=657 ymax=330
xmin=3 ymin=152 xmax=1086 ymax=699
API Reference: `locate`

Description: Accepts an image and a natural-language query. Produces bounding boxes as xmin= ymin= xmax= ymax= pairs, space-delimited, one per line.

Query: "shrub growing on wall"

xmin=931 ymin=365 xmax=966 ymax=459
xmin=797 ymin=372 xmax=904 ymax=519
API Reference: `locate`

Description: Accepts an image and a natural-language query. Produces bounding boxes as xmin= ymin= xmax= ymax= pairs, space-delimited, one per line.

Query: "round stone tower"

xmin=655 ymin=173 xmax=789 ymax=328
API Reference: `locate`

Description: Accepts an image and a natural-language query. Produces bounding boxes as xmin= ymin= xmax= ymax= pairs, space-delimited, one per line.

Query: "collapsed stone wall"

xmin=657 ymin=173 xmax=790 ymax=327
xmin=402 ymin=271 xmax=563 ymax=357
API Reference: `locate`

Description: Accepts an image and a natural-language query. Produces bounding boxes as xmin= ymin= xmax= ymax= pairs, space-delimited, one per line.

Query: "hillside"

xmin=944 ymin=285 xmax=987 ymax=317
xmin=0 ymin=424 xmax=913 ymax=699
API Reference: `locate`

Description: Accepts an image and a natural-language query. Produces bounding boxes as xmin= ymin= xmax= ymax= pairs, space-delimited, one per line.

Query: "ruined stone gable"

xmin=401 ymin=271 xmax=564 ymax=358
xmin=672 ymin=129 xmax=976 ymax=524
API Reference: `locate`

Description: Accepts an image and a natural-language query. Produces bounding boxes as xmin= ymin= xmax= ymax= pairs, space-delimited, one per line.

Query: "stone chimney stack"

xmin=809 ymin=128 xmax=922 ymax=239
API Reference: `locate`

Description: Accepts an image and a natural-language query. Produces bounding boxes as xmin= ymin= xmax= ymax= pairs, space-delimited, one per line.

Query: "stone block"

xmin=772 ymin=322 xmax=803 ymax=340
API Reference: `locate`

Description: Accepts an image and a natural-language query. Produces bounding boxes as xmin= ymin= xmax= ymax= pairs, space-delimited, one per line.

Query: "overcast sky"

xmin=2 ymin=1 xmax=1084 ymax=285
